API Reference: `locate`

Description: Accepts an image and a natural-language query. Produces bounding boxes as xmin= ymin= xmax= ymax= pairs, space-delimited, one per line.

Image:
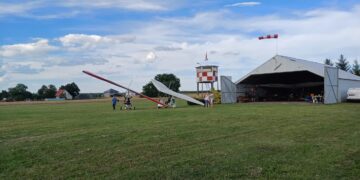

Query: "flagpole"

xmin=275 ymin=39 xmax=278 ymax=66
xmin=276 ymin=38 xmax=278 ymax=55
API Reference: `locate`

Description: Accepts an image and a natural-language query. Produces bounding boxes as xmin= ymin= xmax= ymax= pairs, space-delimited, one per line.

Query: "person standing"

xmin=157 ymin=98 xmax=164 ymax=109
xmin=170 ymin=96 xmax=176 ymax=108
xmin=209 ymin=93 xmax=214 ymax=107
xmin=204 ymin=93 xmax=210 ymax=108
xmin=124 ymin=96 xmax=132 ymax=110
xmin=112 ymin=95 xmax=118 ymax=110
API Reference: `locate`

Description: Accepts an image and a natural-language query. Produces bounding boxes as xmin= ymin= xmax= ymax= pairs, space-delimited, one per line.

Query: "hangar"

xmin=221 ymin=55 xmax=360 ymax=104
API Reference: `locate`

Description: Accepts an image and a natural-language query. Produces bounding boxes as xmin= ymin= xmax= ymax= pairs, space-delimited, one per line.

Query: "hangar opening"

xmin=238 ymin=71 xmax=324 ymax=102
xmin=221 ymin=55 xmax=360 ymax=104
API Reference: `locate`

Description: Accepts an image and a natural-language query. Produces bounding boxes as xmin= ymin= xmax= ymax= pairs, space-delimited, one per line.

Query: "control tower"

xmin=196 ymin=65 xmax=219 ymax=93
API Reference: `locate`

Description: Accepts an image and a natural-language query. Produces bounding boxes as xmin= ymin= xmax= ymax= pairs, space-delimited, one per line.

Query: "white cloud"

xmin=0 ymin=39 xmax=56 ymax=57
xmin=55 ymin=57 xmax=108 ymax=66
xmin=8 ymin=64 xmax=44 ymax=74
xmin=0 ymin=0 xmax=172 ymax=19
xmin=154 ymin=45 xmax=182 ymax=51
xmin=59 ymin=34 xmax=110 ymax=49
xmin=0 ymin=1 xmax=79 ymax=19
xmin=159 ymin=11 xmax=227 ymax=31
xmin=27 ymin=10 xmax=82 ymax=20
xmin=145 ymin=51 xmax=157 ymax=63
xmin=58 ymin=0 xmax=168 ymax=11
xmin=0 ymin=1 xmax=42 ymax=17
xmin=0 ymin=74 xmax=6 ymax=83
xmin=58 ymin=34 xmax=136 ymax=50
xmin=0 ymin=60 xmax=5 ymax=83
xmin=225 ymin=2 xmax=261 ymax=7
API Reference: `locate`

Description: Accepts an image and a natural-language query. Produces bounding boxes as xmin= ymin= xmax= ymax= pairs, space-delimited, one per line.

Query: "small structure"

xmin=103 ymin=89 xmax=120 ymax=97
xmin=196 ymin=65 xmax=219 ymax=93
xmin=55 ymin=89 xmax=73 ymax=100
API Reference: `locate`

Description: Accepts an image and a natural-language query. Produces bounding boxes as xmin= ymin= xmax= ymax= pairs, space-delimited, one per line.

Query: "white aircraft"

xmin=83 ymin=70 xmax=204 ymax=107
xmin=151 ymin=79 xmax=204 ymax=106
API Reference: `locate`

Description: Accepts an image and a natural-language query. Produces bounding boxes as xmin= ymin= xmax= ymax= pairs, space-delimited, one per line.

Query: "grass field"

xmin=1 ymin=99 xmax=359 ymax=179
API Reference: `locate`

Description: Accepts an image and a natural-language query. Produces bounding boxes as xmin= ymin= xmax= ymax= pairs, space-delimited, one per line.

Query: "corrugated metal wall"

xmin=324 ymin=66 xmax=360 ymax=103
xmin=220 ymin=76 xmax=237 ymax=104
xmin=324 ymin=66 xmax=339 ymax=104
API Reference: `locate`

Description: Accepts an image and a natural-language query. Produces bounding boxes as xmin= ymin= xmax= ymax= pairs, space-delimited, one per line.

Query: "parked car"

xmin=347 ymin=88 xmax=360 ymax=101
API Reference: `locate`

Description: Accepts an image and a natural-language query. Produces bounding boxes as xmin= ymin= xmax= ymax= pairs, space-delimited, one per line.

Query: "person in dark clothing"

xmin=166 ymin=96 xmax=172 ymax=105
xmin=124 ymin=96 xmax=132 ymax=110
xmin=112 ymin=96 xmax=119 ymax=110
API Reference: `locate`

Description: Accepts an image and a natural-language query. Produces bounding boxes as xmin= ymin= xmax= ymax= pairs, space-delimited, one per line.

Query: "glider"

xmin=151 ymin=79 xmax=204 ymax=106
xmin=83 ymin=70 xmax=167 ymax=107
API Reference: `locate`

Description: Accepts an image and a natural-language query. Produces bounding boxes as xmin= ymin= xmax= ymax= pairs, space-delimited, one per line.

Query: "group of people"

xmin=308 ymin=93 xmax=323 ymax=103
xmin=157 ymin=96 xmax=176 ymax=109
xmin=112 ymin=93 xmax=214 ymax=110
xmin=111 ymin=95 xmax=133 ymax=111
xmin=204 ymin=92 xmax=214 ymax=108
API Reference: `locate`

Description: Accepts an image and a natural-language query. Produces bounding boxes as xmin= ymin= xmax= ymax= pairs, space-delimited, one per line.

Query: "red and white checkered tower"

xmin=196 ymin=52 xmax=219 ymax=93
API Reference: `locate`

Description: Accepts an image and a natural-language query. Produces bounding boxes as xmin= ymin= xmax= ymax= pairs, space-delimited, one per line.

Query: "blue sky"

xmin=1 ymin=0 xmax=360 ymax=93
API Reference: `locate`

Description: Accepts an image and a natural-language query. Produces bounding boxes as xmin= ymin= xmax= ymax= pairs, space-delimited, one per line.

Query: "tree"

xmin=142 ymin=82 xmax=159 ymax=97
xmin=336 ymin=54 xmax=350 ymax=71
xmin=142 ymin=74 xmax=181 ymax=97
xmin=37 ymin=85 xmax=48 ymax=99
xmin=324 ymin=58 xmax=333 ymax=66
xmin=0 ymin=90 xmax=9 ymax=100
xmin=8 ymin=83 xmax=32 ymax=101
xmin=37 ymin=84 xmax=57 ymax=99
xmin=60 ymin=82 xmax=80 ymax=98
xmin=32 ymin=93 xmax=40 ymax=100
xmin=352 ymin=60 xmax=360 ymax=76
xmin=45 ymin=84 xmax=57 ymax=98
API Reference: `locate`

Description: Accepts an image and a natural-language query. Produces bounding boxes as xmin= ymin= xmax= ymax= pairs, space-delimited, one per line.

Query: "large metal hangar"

xmin=221 ymin=55 xmax=360 ymax=104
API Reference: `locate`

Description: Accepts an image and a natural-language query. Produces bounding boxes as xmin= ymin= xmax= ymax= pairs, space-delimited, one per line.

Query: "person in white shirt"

xmin=204 ymin=93 xmax=210 ymax=108
xmin=209 ymin=93 xmax=214 ymax=107
xmin=157 ymin=98 xmax=165 ymax=109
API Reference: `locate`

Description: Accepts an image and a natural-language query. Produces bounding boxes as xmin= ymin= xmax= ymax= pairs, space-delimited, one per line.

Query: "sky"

xmin=1 ymin=0 xmax=360 ymax=93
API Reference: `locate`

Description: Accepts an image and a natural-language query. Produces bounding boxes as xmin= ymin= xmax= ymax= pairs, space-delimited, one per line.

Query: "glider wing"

xmin=151 ymin=79 xmax=204 ymax=106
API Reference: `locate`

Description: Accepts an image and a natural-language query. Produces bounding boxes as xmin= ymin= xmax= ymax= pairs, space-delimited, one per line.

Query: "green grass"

xmin=1 ymin=100 xmax=359 ymax=179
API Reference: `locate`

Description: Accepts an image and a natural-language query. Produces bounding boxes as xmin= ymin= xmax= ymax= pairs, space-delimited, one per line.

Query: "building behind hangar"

xmin=221 ymin=55 xmax=360 ymax=104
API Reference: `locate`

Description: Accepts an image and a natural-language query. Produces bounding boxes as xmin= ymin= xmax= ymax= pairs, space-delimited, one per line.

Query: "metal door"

xmin=221 ymin=76 xmax=237 ymax=103
xmin=324 ymin=67 xmax=339 ymax=104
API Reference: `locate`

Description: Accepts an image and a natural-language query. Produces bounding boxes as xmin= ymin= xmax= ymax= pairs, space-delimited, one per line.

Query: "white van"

xmin=347 ymin=88 xmax=360 ymax=101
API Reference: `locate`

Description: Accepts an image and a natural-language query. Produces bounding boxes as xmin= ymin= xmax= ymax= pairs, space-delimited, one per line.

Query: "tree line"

xmin=325 ymin=54 xmax=360 ymax=76
xmin=0 ymin=82 xmax=80 ymax=101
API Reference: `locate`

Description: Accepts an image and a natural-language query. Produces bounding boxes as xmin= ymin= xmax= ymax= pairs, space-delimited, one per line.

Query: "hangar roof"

xmin=236 ymin=55 xmax=360 ymax=84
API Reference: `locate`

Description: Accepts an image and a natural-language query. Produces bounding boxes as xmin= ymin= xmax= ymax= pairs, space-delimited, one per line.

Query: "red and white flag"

xmin=258 ymin=34 xmax=279 ymax=40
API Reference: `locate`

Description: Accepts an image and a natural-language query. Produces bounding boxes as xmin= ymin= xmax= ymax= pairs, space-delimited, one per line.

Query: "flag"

xmin=258 ymin=34 xmax=279 ymax=40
